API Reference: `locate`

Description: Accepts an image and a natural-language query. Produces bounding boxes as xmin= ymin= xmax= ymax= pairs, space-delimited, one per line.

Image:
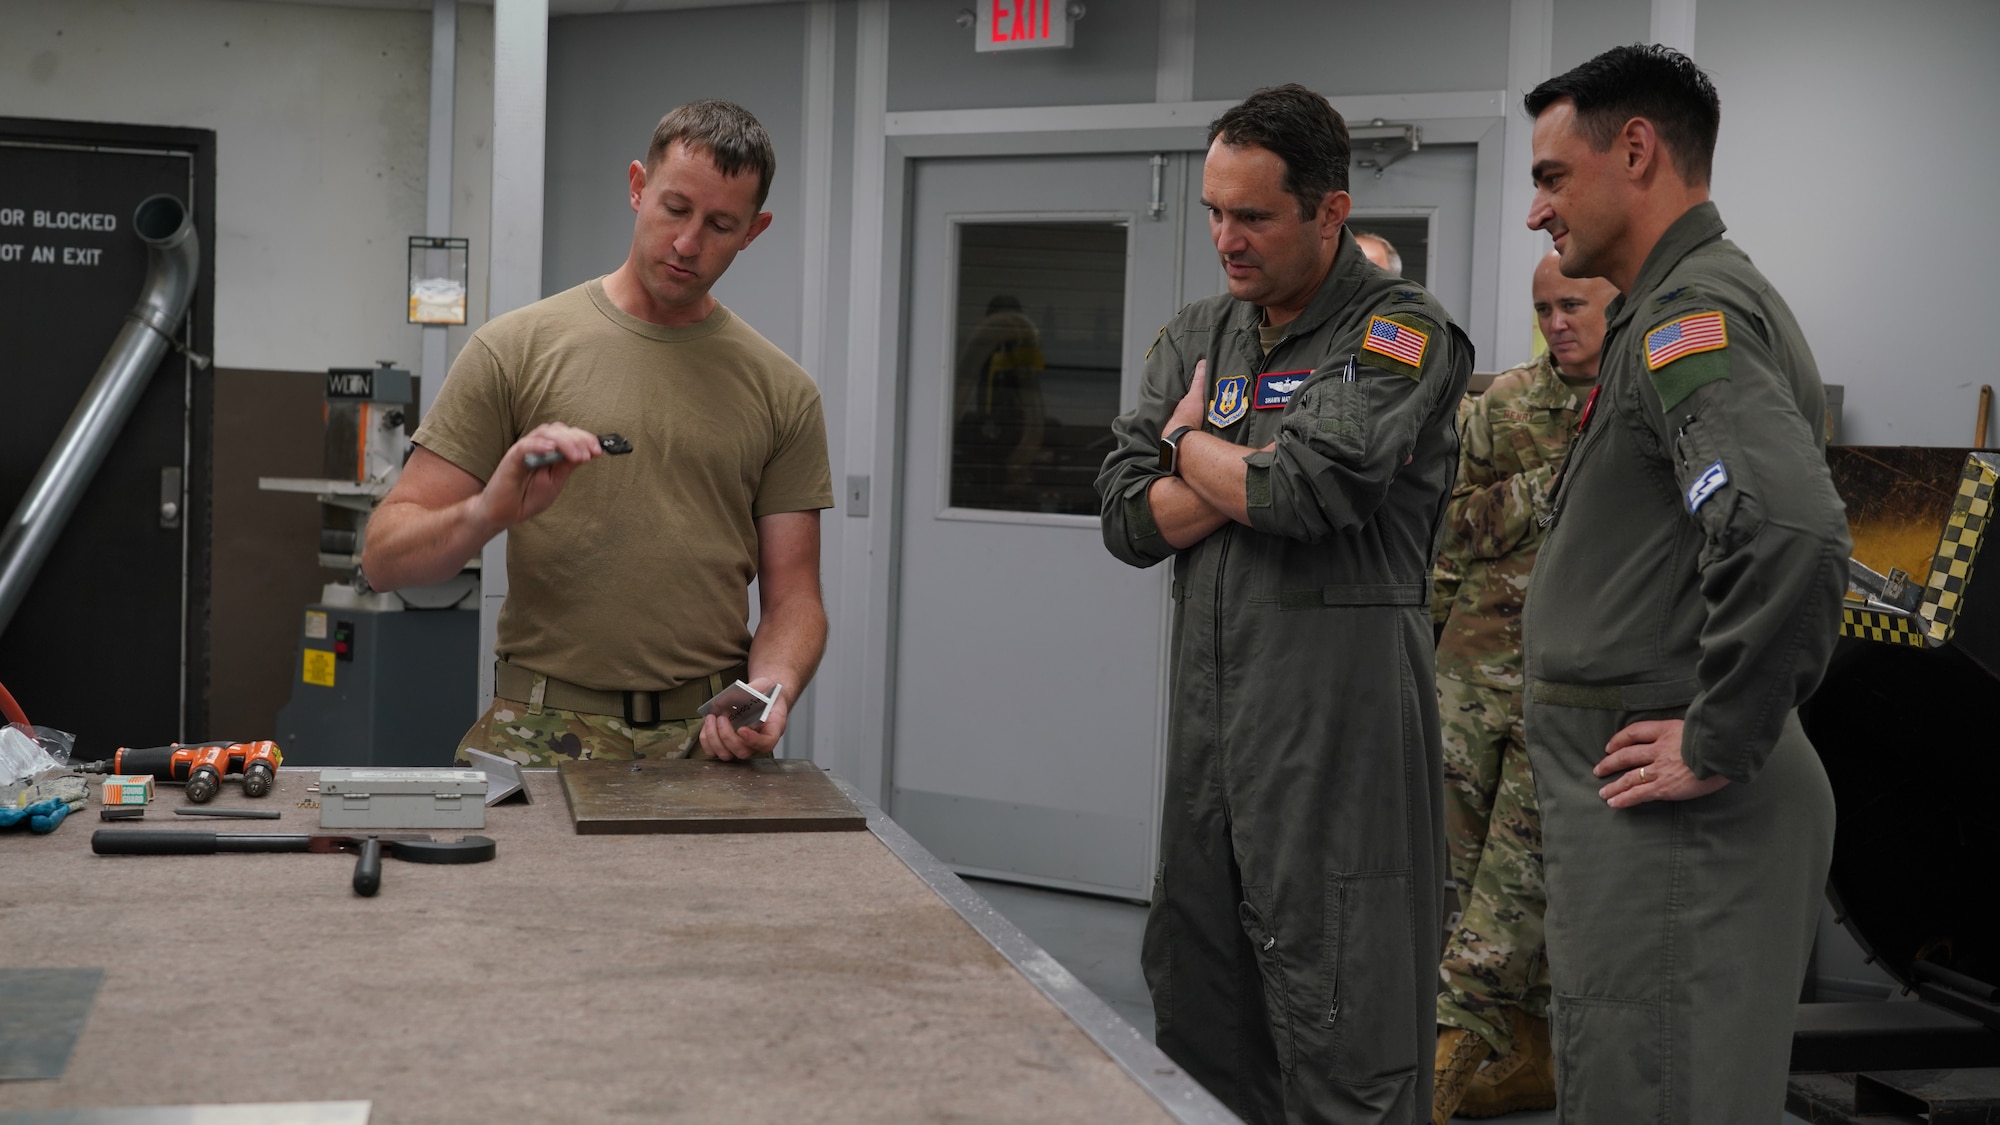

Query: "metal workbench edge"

xmin=834 ymin=776 xmax=1242 ymax=1125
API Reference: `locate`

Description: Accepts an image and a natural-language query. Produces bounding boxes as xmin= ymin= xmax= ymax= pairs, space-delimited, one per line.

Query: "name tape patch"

xmin=1687 ymin=460 xmax=1729 ymax=512
xmin=1254 ymin=369 xmax=1311 ymax=409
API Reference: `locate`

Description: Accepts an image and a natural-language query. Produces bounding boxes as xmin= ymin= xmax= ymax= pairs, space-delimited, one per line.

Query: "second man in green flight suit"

xmin=1099 ymin=84 xmax=1471 ymax=1125
xmin=1521 ymin=45 xmax=1849 ymax=1123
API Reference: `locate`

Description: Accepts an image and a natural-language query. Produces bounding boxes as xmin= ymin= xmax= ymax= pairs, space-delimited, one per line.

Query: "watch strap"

xmin=1162 ymin=425 xmax=1196 ymax=475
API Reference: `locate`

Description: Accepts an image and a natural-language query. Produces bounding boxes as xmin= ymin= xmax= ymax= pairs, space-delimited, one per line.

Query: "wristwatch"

xmin=1159 ymin=425 xmax=1196 ymax=475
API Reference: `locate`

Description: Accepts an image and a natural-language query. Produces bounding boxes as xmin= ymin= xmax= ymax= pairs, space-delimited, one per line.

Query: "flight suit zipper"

xmin=1537 ymin=379 xmax=1606 ymax=530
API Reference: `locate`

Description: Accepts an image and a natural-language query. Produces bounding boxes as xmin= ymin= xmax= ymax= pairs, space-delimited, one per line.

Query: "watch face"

xmin=1158 ymin=436 xmax=1176 ymax=473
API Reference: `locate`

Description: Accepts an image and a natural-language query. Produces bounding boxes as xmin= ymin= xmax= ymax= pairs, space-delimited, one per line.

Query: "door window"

xmin=948 ymin=220 xmax=1127 ymax=516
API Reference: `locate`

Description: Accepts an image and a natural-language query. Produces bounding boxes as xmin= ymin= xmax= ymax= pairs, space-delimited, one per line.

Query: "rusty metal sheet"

xmin=1830 ymin=446 xmax=1969 ymax=583
xmin=558 ymin=758 xmax=865 ymax=834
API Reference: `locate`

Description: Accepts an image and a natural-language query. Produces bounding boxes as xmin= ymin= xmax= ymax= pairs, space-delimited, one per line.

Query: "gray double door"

xmin=889 ymin=148 xmax=1474 ymax=900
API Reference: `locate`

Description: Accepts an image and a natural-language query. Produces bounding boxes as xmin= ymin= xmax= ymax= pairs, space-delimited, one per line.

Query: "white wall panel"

xmin=886 ymin=0 xmax=1159 ymax=112
xmin=1551 ymin=0 xmax=1649 ymax=89
xmin=1193 ymin=0 xmax=1509 ymax=101
xmin=543 ymin=4 xmax=809 ymax=358
xmin=1700 ymin=0 xmax=2000 ymax=446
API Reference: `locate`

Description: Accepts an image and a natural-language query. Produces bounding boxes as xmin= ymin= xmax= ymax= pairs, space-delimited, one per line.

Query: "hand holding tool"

xmin=524 ymin=432 xmax=633 ymax=469
xmin=91 ymin=830 xmax=495 ymax=896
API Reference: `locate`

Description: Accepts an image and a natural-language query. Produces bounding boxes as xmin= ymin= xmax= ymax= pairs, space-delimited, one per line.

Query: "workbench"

xmin=0 ymin=770 xmax=1236 ymax=1124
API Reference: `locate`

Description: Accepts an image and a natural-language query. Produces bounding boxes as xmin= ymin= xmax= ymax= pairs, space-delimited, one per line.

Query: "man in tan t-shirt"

xmin=362 ymin=99 xmax=833 ymax=763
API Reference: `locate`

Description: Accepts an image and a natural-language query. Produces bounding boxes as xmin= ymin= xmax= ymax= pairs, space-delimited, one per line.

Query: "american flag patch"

xmin=1362 ymin=316 xmax=1428 ymax=367
xmin=1645 ymin=311 xmax=1727 ymax=371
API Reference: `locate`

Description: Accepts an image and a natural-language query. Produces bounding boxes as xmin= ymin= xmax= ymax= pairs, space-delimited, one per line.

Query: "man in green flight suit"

xmin=1429 ymin=251 xmax=1616 ymax=1124
xmin=1520 ymin=46 xmax=1849 ymax=1122
xmin=1097 ymin=84 xmax=1471 ymax=1125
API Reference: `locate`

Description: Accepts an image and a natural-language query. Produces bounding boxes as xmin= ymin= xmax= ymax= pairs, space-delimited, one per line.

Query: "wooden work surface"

xmin=0 ymin=770 xmax=1185 ymax=1124
xmin=558 ymin=757 xmax=866 ymax=834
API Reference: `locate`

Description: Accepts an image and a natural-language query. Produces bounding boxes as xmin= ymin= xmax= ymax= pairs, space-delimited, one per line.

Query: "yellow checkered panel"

xmin=1844 ymin=452 xmax=1996 ymax=650
xmin=1841 ymin=607 xmax=1930 ymax=647
xmin=1918 ymin=456 xmax=1997 ymax=645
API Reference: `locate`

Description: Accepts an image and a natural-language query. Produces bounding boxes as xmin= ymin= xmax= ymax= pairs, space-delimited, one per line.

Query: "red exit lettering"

xmin=991 ymin=0 xmax=1051 ymax=43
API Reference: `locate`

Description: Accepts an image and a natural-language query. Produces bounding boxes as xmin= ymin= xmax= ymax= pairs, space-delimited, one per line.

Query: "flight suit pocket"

xmin=1555 ymin=994 xmax=1667 ymax=1123
xmin=1325 ymin=870 xmax=1420 ymax=1084
xmin=1238 ymin=891 xmax=1298 ymax=1074
xmin=1292 ymin=374 xmax=1367 ymax=464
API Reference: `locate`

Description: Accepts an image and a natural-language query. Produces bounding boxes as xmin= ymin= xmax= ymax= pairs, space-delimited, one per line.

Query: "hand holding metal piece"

xmin=524 ymin=432 xmax=633 ymax=469
xmin=91 ymin=830 xmax=496 ymax=896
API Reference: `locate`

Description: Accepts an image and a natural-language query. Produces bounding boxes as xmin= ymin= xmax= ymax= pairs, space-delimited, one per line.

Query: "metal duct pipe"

xmin=0 ymin=193 xmax=200 ymax=637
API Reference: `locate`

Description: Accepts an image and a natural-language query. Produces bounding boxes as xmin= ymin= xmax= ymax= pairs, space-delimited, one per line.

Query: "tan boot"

xmin=1455 ymin=1009 xmax=1556 ymax=1119
xmin=1432 ymin=1026 xmax=1493 ymax=1125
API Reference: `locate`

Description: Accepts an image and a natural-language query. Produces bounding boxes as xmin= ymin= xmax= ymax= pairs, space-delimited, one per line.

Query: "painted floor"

xmin=964 ymin=876 xmax=1816 ymax=1124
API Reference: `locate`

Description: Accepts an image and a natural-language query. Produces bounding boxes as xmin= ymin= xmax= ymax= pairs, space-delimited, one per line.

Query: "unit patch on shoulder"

xmin=1362 ymin=315 xmax=1429 ymax=374
xmin=1254 ymin=369 xmax=1311 ymax=410
xmin=1687 ymin=459 xmax=1729 ymax=513
xmin=1208 ymin=373 xmax=1250 ymax=427
xmin=1644 ymin=310 xmax=1731 ymax=409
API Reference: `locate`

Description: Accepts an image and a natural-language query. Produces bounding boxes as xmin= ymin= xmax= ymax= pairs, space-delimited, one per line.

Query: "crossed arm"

xmin=1150 ymin=359 xmax=1267 ymax=546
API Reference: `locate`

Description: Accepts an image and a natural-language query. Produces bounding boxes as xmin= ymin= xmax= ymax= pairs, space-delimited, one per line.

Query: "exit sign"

xmin=976 ymin=0 xmax=1075 ymax=51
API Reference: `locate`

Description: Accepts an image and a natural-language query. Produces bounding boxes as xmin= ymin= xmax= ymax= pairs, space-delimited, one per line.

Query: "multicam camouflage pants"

xmin=455 ymin=697 xmax=728 ymax=767
xmin=1437 ymin=674 xmax=1551 ymax=1055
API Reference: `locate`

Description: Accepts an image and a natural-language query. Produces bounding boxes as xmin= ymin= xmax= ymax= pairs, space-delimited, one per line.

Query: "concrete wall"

xmin=0 ymin=0 xmax=494 ymax=374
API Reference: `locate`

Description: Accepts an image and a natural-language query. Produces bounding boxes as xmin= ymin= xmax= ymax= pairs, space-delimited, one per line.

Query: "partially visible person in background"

xmin=1354 ymin=229 xmax=1403 ymax=274
xmin=953 ymin=294 xmax=1048 ymax=509
xmin=1429 ymin=249 xmax=1615 ymax=1124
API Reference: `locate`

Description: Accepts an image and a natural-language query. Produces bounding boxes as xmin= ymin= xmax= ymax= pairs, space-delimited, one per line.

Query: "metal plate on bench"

xmin=0 ymin=1103 xmax=371 ymax=1125
xmin=558 ymin=758 xmax=866 ymax=834
xmin=0 ymin=968 xmax=102 ymax=1081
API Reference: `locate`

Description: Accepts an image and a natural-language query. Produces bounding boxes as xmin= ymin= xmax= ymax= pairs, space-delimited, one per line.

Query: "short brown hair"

xmin=1207 ymin=84 xmax=1350 ymax=220
xmin=1524 ymin=45 xmax=1720 ymax=187
xmin=645 ymin=99 xmax=776 ymax=210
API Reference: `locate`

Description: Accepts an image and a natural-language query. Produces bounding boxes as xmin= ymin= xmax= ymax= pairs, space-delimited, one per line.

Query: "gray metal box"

xmin=276 ymin=604 xmax=478 ymax=767
xmin=319 ymin=768 xmax=487 ymax=830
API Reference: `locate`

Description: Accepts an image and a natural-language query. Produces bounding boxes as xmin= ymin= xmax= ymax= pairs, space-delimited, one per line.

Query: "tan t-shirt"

xmin=413 ymin=278 xmax=833 ymax=691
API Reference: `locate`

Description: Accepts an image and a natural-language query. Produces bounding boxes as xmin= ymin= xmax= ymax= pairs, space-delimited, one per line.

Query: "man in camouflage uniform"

xmin=363 ymin=101 xmax=832 ymax=767
xmin=1430 ymin=251 xmax=1616 ymax=1123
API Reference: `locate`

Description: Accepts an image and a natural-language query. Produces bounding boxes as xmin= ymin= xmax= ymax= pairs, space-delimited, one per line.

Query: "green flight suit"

xmin=1521 ymin=203 xmax=1847 ymax=1123
xmin=1098 ymin=231 xmax=1471 ymax=1125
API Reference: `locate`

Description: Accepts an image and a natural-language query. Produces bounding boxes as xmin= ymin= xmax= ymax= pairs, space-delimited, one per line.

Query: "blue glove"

xmin=0 ymin=797 xmax=76 ymax=833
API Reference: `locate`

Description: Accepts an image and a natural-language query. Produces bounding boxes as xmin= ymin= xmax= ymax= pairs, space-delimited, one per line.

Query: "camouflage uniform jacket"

xmin=1435 ymin=351 xmax=1590 ymax=690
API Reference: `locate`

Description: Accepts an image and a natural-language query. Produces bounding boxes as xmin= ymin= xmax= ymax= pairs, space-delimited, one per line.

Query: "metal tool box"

xmin=318 ymin=768 xmax=486 ymax=830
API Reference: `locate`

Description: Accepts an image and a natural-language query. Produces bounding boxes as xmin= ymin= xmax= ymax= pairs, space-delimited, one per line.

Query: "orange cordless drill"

xmin=81 ymin=740 xmax=283 ymax=803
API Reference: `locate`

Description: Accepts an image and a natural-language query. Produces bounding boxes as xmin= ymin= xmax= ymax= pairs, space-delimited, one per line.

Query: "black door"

xmin=0 ymin=121 xmax=215 ymax=758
